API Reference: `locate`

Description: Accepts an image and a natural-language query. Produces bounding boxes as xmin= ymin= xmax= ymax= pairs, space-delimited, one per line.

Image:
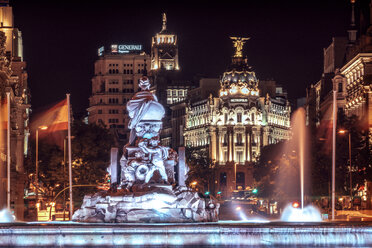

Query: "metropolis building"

xmin=184 ymin=38 xmax=291 ymax=196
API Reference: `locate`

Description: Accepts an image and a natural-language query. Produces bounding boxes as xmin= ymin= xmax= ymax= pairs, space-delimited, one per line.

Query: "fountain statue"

xmin=73 ymin=76 xmax=219 ymax=223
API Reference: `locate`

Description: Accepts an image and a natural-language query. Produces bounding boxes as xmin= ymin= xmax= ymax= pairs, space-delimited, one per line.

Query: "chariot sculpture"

xmin=73 ymin=76 xmax=219 ymax=223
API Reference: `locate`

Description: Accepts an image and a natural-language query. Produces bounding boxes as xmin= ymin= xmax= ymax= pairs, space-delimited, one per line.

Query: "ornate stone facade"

xmin=341 ymin=54 xmax=372 ymax=146
xmin=184 ymin=37 xmax=291 ymax=196
xmin=0 ymin=2 xmax=30 ymax=220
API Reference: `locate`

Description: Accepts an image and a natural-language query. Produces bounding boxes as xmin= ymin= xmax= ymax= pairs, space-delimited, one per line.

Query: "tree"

xmin=309 ymin=113 xmax=371 ymax=198
xmin=253 ymin=141 xmax=301 ymax=203
xmin=185 ymin=147 xmax=215 ymax=193
xmin=25 ymin=120 xmax=114 ymax=208
xmin=70 ymin=120 xmax=114 ymax=206
xmin=336 ymin=114 xmax=372 ymax=194
xmin=24 ymin=142 xmax=64 ymax=200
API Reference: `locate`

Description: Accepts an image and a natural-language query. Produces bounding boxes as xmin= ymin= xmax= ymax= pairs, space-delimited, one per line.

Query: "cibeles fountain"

xmin=72 ymin=76 xmax=219 ymax=223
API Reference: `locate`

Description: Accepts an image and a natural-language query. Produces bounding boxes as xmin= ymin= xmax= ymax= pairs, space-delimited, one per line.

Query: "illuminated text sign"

xmin=231 ymin=98 xmax=248 ymax=103
xmin=111 ymin=44 xmax=142 ymax=54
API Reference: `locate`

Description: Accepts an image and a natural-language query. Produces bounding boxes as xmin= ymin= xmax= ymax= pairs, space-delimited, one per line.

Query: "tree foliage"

xmin=254 ymin=113 xmax=371 ymax=203
xmin=185 ymin=147 xmax=215 ymax=191
xmin=253 ymin=141 xmax=301 ymax=203
xmin=25 ymin=120 xmax=114 ymax=207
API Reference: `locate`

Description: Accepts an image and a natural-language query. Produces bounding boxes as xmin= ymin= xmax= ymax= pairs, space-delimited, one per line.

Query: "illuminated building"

xmin=0 ymin=1 xmax=30 ymax=220
xmin=166 ymin=85 xmax=189 ymax=105
xmin=340 ymin=0 xmax=372 ymax=147
xmin=151 ymin=13 xmax=179 ymax=71
xmin=87 ymin=45 xmax=150 ymax=143
xmin=307 ymin=0 xmax=371 ymax=148
xmin=307 ymin=37 xmax=348 ymax=134
xmin=184 ymin=38 xmax=291 ymax=196
xmin=342 ymin=53 xmax=372 ymax=144
xmin=149 ymin=13 xmax=196 ymax=147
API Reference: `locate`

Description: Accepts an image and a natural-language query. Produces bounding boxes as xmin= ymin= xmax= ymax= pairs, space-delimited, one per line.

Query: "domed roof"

xmin=221 ymin=71 xmax=257 ymax=86
xmin=219 ymin=59 xmax=259 ymax=97
xmin=219 ymin=37 xmax=260 ymax=98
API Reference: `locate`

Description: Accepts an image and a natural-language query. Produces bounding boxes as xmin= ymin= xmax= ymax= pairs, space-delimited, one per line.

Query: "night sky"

xmin=11 ymin=0 xmax=353 ymax=114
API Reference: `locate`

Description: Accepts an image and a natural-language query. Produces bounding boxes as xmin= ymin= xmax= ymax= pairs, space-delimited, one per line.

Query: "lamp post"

xmin=338 ymin=129 xmax=353 ymax=199
xmin=234 ymin=163 xmax=237 ymax=190
xmin=35 ymin=125 xmax=48 ymax=206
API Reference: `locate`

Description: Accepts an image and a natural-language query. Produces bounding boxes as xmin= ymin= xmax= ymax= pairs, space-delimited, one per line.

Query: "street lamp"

xmin=35 ymin=125 xmax=48 ymax=206
xmin=338 ymin=129 xmax=352 ymax=199
xmin=234 ymin=163 xmax=237 ymax=190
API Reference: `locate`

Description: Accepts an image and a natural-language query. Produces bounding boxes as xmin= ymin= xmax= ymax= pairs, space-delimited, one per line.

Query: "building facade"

xmin=151 ymin=13 xmax=179 ymax=71
xmin=0 ymin=1 xmax=30 ymax=220
xmin=306 ymin=0 xmax=372 ymax=149
xmin=341 ymin=53 xmax=372 ymax=145
xmin=184 ymin=38 xmax=291 ymax=197
xmin=87 ymin=45 xmax=150 ymax=143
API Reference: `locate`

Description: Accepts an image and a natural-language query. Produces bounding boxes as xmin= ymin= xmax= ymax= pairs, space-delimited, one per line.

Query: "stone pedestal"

xmin=72 ymin=185 xmax=219 ymax=223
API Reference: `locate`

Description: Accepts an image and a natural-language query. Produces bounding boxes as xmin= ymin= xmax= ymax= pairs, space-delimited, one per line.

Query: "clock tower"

xmin=151 ymin=13 xmax=179 ymax=71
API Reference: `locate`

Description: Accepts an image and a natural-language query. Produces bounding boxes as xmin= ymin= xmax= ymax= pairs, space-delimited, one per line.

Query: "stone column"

xmin=209 ymin=130 xmax=215 ymax=160
xmin=249 ymin=129 xmax=253 ymax=162
xmin=245 ymin=127 xmax=249 ymax=162
xmin=110 ymin=147 xmax=119 ymax=185
xmin=262 ymin=126 xmax=269 ymax=146
xmin=177 ymin=147 xmax=187 ymax=186
xmin=257 ymin=128 xmax=261 ymax=156
xmin=227 ymin=129 xmax=230 ymax=162
xmin=216 ymin=128 xmax=219 ymax=163
xmin=231 ymin=127 xmax=235 ymax=162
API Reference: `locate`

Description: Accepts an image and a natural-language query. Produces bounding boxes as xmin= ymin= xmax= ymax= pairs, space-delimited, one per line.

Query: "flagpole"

xmin=67 ymin=94 xmax=73 ymax=220
xmin=332 ymin=90 xmax=337 ymax=221
xmin=6 ymin=92 xmax=10 ymax=210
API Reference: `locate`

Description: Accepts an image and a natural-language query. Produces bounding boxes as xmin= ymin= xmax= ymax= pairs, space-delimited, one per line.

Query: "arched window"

xmin=237 ymin=112 xmax=242 ymax=123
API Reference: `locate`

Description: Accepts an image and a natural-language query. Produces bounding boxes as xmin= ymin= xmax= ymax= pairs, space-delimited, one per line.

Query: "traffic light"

xmin=205 ymin=191 xmax=210 ymax=195
xmin=217 ymin=191 xmax=222 ymax=195
xmin=252 ymin=188 xmax=258 ymax=194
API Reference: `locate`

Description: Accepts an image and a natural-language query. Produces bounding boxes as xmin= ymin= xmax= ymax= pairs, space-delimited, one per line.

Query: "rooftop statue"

xmin=230 ymin=36 xmax=250 ymax=58
xmin=73 ymin=76 xmax=219 ymax=223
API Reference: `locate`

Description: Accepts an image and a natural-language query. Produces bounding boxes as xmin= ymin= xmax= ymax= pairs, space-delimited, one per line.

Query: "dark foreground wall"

xmin=0 ymin=222 xmax=372 ymax=247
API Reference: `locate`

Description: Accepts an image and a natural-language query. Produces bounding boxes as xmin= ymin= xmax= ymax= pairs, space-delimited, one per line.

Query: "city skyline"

xmin=12 ymin=0 xmax=352 ymax=113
